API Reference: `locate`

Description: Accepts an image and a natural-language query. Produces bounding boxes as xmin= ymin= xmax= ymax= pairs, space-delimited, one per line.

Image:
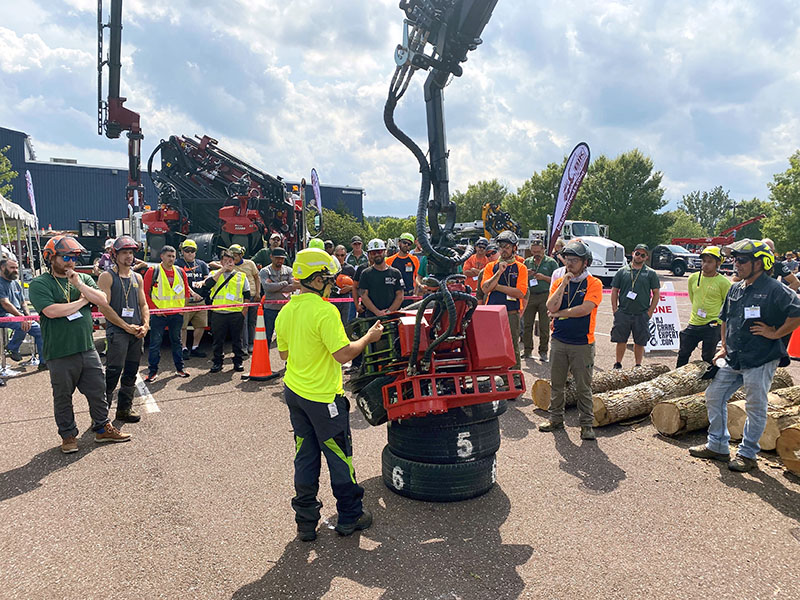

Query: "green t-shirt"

xmin=687 ymin=272 xmax=732 ymax=326
xmin=29 ymin=272 xmax=99 ymax=361
xmin=612 ymin=264 xmax=661 ymax=314
xmin=523 ymin=255 xmax=559 ymax=294
xmin=275 ymin=293 xmax=351 ymax=403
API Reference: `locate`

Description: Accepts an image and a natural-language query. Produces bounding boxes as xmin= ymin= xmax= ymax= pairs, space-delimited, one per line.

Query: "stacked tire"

xmin=381 ymin=400 xmax=506 ymax=502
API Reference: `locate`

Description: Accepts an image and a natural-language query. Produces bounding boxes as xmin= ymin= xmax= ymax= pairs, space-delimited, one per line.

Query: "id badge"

xmin=626 ymin=290 xmax=638 ymax=300
xmin=696 ymin=308 xmax=707 ymax=318
xmin=506 ymin=295 xmax=515 ymax=301
xmin=744 ymin=306 xmax=761 ymax=319
xmin=225 ymin=292 xmax=236 ymax=301
xmin=66 ymin=312 xmax=83 ymax=321
xmin=529 ymin=279 xmax=536 ymax=287
xmin=405 ymin=264 xmax=414 ymax=272
xmin=328 ymin=402 xmax=339 ymax=418
xmin=121 ymin=307 xmax=135 ymax=318
xmin=174 ymin=283 xmax=184 ymax=294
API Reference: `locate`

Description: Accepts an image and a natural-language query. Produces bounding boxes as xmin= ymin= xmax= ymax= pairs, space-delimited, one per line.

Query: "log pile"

xmin=531 ymin=364 xmax=670 ymax=411
xmin=592 ymin=362 xmax=709 ymax=427
xmin=776 ymin=423 xmax=800 ymax=476
xmin=728 ymin=386 xmax=800 ymax=451
xmin=650 ymin=369 xmax=794 ymax=436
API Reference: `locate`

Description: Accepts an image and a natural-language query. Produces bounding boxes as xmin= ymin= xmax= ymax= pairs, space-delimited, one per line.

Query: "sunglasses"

xmin=633 ymin=252 xmax=647 ymax=258
xmin=399 ymin=240 xmax=412 ymax=245
xmin=487 ymin=250 xmax=498 ymax=256
xmin=183 ymin=248 xmax=196 ymax=253
xmin=62 ymin=255 xmax=80 ymax=262
xmin=733 ymin=256 xmax=753 ymax=264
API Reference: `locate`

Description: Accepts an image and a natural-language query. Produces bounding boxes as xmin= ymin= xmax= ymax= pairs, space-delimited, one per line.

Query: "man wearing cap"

xmin=610 ymin=243 xmax=661 ymax=369
xmin=522 ymin=238 xmax=559 ymax=362
xmin=260 ymin=247 xmax=298 ymax=347
xmin=176 ymin=239 xmax=210 ymax=359
xmin=228 ymin=244 xmax=260 ymax=354
xmin=345 ymin=236 xmax=368 ymax=269
xmin=0 ymin=258 xmax=46 ymax=368
xmin=676 ymin=246 xmax=731 ymax=367
xmin=463 ymin=237 xmax=490 ymax=294
xmin=358 ymin=239 xmax=404 ymax=318
xmin=253 ymin=233 xmax=284 ymax=270
xmin=482 ymin=231 xmax=529 ymax=370
xmin=385 ymin=233 xmax=420 ymax=296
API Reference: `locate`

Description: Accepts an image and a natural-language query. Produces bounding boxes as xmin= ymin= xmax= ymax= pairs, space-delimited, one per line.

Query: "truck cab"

xmin=650 ymin=244 xmax=700 ymax=277
xmin=561 ymin=220 xmax=626 ymax=284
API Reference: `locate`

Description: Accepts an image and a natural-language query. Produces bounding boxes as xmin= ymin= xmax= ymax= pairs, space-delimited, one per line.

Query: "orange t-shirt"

xmin=548 ymin=274 xmax=603 ymax=344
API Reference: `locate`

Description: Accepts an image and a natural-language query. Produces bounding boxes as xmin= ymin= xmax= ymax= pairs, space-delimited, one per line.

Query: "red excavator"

xmin=672 ymin=214 xmax=767 ymax=252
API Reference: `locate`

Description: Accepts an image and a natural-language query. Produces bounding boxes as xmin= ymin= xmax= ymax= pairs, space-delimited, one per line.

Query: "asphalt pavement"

xmin=1 ymin=274 xmax=799 ymax=599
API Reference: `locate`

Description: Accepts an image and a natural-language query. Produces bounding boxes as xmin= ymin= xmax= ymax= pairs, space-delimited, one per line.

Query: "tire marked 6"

xmin=392 ymin=466 xmax=405 ymax=490
xmin=456 ymin=431 xmax=473 ymax=458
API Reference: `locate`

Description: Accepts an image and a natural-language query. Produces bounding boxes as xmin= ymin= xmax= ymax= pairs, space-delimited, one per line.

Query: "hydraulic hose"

xmin=421 ymin=280 xmax=457 ymax=367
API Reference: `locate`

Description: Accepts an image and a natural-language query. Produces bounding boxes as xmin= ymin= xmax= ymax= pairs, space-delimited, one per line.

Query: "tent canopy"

xmin=0 ymin=193 xmax=37 ymax=228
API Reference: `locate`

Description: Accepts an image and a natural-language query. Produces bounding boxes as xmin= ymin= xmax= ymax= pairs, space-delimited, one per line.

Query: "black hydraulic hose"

xmin=407 ymin=292 xmax=441 ymax=375
xmin=146 ymin=139 xmax=172 ymax=188
xmin=421 ymin=281 xmax=457 ymax=367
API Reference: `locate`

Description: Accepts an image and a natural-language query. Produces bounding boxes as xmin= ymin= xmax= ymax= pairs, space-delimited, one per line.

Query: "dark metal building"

xmin=0 ymin=126 xmax=364 ymax=230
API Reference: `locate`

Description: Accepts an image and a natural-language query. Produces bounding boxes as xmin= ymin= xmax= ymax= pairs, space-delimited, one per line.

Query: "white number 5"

xmin=456 ymin=431 xmax=473 ymax=458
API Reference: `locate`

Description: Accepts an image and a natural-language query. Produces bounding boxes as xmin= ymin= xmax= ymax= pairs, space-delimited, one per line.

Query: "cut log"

xmin=650 ymin=368 xmax=794 ymax=436
xmin=728 ymin=386 xmax=800 ymax=451
xmin=776 ymin=423 xmax=800 ymax=475
xmin=532 ymin=364 xmax=670 ymax=411
xmin=592 ymin=362 xmax=709 ymax=427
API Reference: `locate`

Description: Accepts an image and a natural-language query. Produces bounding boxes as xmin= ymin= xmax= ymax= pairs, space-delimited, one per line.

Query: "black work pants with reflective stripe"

xmin=210 ymin=311 xmax=245 ymax=368
xmin=105 ymin=328 xmax=143 ymax=412
xmin=284 ymin=386 xmax=364 ymax=530
xmin=676 ymin=323 xmax=721 ymax=367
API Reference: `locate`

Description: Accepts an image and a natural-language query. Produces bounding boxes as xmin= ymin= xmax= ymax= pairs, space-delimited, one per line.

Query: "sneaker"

xmin=297 ymin=527 xmax=317 ymax=542
xmin=190 ymin=348 xmax=207 ymax=358
xmin=539 ymin=352 xmax=549 ymax=362
xmin=182 ymin=348 xmax=190 ymax=359
xmin=61 ymin=436 xmax=78 ymax=454
xmin=116 ymin=408 xmax=141 ymax=423
xmin=210 ymin=365 xmax=223 ymax=373
xmin=728 ymin=454 xmax=758 ymax=472
xmin=95 ymin=423 xmax=132 ymax=444
xmin=144 ymin=372 xmax=157 ymax=383
xmin=0 ymin=378 xmax=5 ymax=386
xmin=634 ymin=364 xmax=642 ymax=368
xmin=335 ymin=508 xmax=373 ymax=536
xmin=38 ymin=363 xmax=49 ymax=371
xmin=580 ymin=426 xmax=596 ymax=440
xmin=538 ymin=420 xmax=564 ymax=432
xmin=6 ymin=349 xmax=23 ymax=362
xmin=613 ymin=362 xmax=622 ymax=370
xmin=688 ymin=444 xmax=730 ymax=462
xmin=233 ymin=364 xmax=245 ymax=372
xmin=175 ymin=370 xmax=190 ymax=378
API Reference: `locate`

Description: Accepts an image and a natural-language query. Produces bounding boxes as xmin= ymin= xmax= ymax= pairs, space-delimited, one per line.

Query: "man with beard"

xmin=463 ymin=237 xmax=490 ymax=295
xmin=690 ymin=239 xmax=800 ymax=472
xmin=522 ymin=237 xmax=559 ymax=362
xmin=0 ymin=258 xmax=45 ymax=368
xmin=610 ymin=244 xmax=661 ymax=369
xmin=253 ymin=232 xmax=285 ymax=270
xmin=97 ymin=236 xmax=150 ymax=422
xmin=385 ymin=233 xmax=420 ymax=297
xmin=676 ymin=246 xmax=731 ymax=367
xmin=29 ymin=236 xmax=131 ymax=453
xmin=176 ymin=239 xmax=210 ymax=359
xmin=539 ymin=240 xmax=603 ymax=440
xmin=358 ymin=239 xmax=404 ymax=318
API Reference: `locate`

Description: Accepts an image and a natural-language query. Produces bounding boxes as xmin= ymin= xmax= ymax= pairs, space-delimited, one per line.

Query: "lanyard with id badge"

xmin=53 ymin=274 xmax=84 ymax=321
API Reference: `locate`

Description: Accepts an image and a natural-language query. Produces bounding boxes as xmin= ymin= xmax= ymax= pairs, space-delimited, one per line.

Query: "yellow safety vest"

xmin=209 ymin=271 xmax=245 ymax=313
xmin=151 ymin=266 xmax=186 ymax=309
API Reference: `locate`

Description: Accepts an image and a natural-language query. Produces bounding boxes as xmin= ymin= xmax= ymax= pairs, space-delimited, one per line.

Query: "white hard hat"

xmin=367 ymin=238 xmax=386 ymax=252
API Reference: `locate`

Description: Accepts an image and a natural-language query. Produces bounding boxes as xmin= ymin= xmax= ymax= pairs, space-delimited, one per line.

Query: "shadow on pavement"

xmin=499 ymin=401 xmax=537 ymax=441
xmin=232 ymin=479 xmax=533 ymax=600
xmin=713 ymin=463 xmax=800 ymax=524
xmin=552 ymin=428 xmax=627 ymax=494
xmin=0 ymin=429 xmax=100 ymax=502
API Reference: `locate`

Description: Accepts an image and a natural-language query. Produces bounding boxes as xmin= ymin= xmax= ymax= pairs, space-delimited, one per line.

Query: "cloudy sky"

xmin=1 ymin=0 xmax=799 ymax=217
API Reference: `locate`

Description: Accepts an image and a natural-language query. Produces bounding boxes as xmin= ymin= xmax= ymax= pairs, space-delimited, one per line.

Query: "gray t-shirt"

xmin=0 ymin=276 xmax=25 ymax=317
xmin=260 ymin=264 xmax=294 ymax=310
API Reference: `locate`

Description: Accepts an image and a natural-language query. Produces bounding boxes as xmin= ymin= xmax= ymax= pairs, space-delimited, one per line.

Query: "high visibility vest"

xmin=151 ymin=266 xmax=186 ymax=309
xmin=209 ymin=271 xmax=246 ymax=313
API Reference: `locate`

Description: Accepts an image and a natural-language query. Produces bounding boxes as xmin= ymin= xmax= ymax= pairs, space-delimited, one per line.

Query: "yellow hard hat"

xmin=181 ymin=239 xmax=198 ymax=250
xmin=228 ymin=244 xmax=245 ymax=255
xmin=699 ymin=246 xmax=721 ymax=260
xmin=293 ymin=248 xmax=340 ymax=280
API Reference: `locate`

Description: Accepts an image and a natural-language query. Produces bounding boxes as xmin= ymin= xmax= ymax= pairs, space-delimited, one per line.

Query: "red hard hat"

xmin=112 ymin=235 xmax=140 ymax=255
xmin=43 ymin=235 xmax=86 ymax=262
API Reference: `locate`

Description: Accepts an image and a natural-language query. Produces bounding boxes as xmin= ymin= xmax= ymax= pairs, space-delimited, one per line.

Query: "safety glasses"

xmin=62 ymin=255 xmax=80 ymax=262
xmin=733 ymin=256 xmax=753 ymax=264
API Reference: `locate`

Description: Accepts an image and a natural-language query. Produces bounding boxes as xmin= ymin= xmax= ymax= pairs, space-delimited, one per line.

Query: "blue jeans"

xmin=263 ymin=309 xmax=279 ymax=348
xmin=148 ymin=313 xmax=185 ymax=373
xmin=4 ymin=321 xmax=45 ymax=364
xmin=705 ymin=359 xmax=779 ymax=459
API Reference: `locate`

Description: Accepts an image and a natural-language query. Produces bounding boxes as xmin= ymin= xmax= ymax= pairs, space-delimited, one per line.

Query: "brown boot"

xmin=95 ymin=423 xmax=132 ymax=444
xmin=61 ymin=436 xmax=78 ymax=454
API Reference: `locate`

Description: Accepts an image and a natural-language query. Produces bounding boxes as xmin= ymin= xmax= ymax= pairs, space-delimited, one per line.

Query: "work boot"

xmin=613 ymin=362 xmax=622 ymax=370
xmin=190 ymin=348 xmax=206 ymax=358
xmin=95 ymin=423 xmax=132 ymax=444
xmin=210 ymin=364 xmax=223 ymax=373
xmin=538 ymin=420 xmax=564 ymax=432
xmin=297 ymin=527 xmax=317 ymax=542
xmin=539 ymin=352 xmax=549 ymax=363
xmin=61 ymin=436 xmax=78 ymax=454
xmin=233 ymin=364 xmax=245 ymax=372
xmin=728 ymin=454 xmax=758 ymax=472
xmin=688 ymin=444 xmax=730 ymax=462
xmin=116 ymin=408 xmax=141 ymax=423
xmin=6 ymin=349 xmax=23 ymax=362
xmin=580 ymin=426 xmax=596 ymax=440
xmin=335 ymin=508 xmax=373 ymax=536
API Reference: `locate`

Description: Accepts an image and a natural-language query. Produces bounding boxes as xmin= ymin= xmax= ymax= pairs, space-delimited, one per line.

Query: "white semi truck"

xmin=553 ymin=219 xmax=627 ymax=285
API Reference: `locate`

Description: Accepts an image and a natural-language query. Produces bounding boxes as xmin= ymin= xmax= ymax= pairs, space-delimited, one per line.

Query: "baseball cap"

xmin=351 ymin=236 xmax=363 ymax=244
xmin=270 ymin=232 xmax=282 ymax=240
xmin=634 ymin=244 xmax=649 ymax=253
xmin=271 ymin=247 xmax=287 ymax=258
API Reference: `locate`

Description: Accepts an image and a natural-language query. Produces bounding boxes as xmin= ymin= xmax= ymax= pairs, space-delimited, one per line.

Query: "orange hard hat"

xmin=336 ymin=274 xmax=354 ymax=288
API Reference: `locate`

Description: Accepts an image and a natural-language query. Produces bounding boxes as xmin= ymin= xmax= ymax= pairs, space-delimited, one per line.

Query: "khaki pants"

xmin=549 ymin=339 xmax=595 ymax=426
xmin=508 ymin=310 xmax=521 ymax=370
xmin=522 ymin=292 xmax=550 ymax=354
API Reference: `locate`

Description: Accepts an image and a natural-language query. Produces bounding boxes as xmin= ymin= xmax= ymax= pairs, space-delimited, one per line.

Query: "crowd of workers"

xmin=1 ymin=228 xmax=800 ymax=540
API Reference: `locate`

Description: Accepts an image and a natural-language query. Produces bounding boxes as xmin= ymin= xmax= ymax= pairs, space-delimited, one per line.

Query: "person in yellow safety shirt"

xmin=676 ymin=246 xmax=732 ymax=367
xmin=275 ymin=248 xmax=383 ymax=542
xmin=202 ymin=250 xmax=251 ymax=373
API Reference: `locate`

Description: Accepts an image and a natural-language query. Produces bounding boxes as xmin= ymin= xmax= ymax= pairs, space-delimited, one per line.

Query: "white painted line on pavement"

xmin=135 ymin=374 xmax=160 ymax=413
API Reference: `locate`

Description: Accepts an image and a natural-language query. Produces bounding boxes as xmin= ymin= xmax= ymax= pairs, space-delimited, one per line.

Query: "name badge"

xmin=225 ymin=292 xmax=236 ymax=301
xmin=506 ymin=295 xmax=516 ymax=301
xmin=529 ymin=279 xmax=536 ymax=286
xmin=121 ymin=307 xmax=135 ymax=318
xmin=696 ymin=308 xmax=707 ymax=318
xmin=328 ymin=402 xmax=339 ymax=418
xmin=626 ymin=291 xmax=638 ymax=300
xmin=744 ymin=306 xmax=761 ymax=319
xmin=174 ymin=283 xmax=184 ymax=294
xmin=405 ymin=264 xmax=414 ymax=272
xmin=66 ymin=312 xmax=83 ymax=321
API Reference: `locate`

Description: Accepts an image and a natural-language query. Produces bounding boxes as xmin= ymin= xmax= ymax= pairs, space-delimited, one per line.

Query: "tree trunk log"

xmin=592 ymin=362 xmax=709 ymax=427
xmin=650 ymin=368 xmax=794 ymax=436
xmin=728 ymin=386 xmax=800 ymax=451
xmin=532 ymin=364 xmax=670 ymax=410
xmin=776 ymin=423 xmax=800 ymax=475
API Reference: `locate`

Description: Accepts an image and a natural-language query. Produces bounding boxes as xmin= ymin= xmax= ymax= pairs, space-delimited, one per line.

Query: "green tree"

xmin=576 ymin=149 xmax=669 ymax=253
xmin=372 ymin=216 xmax=417 ymax=242
xmin=311 ymin=208 xmax=374 ymax=249
xmin=0 ymin=145 xmax=18 ymax=198
xmin=449 ymin=179 xmax=509 ymax=223
xmin=662 ymin=210 xmax=707 ymax=243
xmin=716 ymin=198 xmax=775 ymax=242
xmin=679 ymin=186 xmax=733 ymax=235
xmin=762 ymin=150 xmax=800 ymax=251
xmin=503 ymin=160 xmax=564 ymax=236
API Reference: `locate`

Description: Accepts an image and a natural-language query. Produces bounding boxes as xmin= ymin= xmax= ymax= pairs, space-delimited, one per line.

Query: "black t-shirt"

xmin=358 ymin=265 xmax=403 ymax=316
xmin=389 ymin=255 xmax=416 ymax=293
xmin=771 ymin=260 xmax=792 ymax=283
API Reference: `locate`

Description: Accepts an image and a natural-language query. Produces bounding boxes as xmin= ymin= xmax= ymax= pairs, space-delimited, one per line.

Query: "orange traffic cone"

xmin=244 ymin=304 xmax=275 ymax=380
xmin=788 ymin=327 xmax=800 ymax=360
